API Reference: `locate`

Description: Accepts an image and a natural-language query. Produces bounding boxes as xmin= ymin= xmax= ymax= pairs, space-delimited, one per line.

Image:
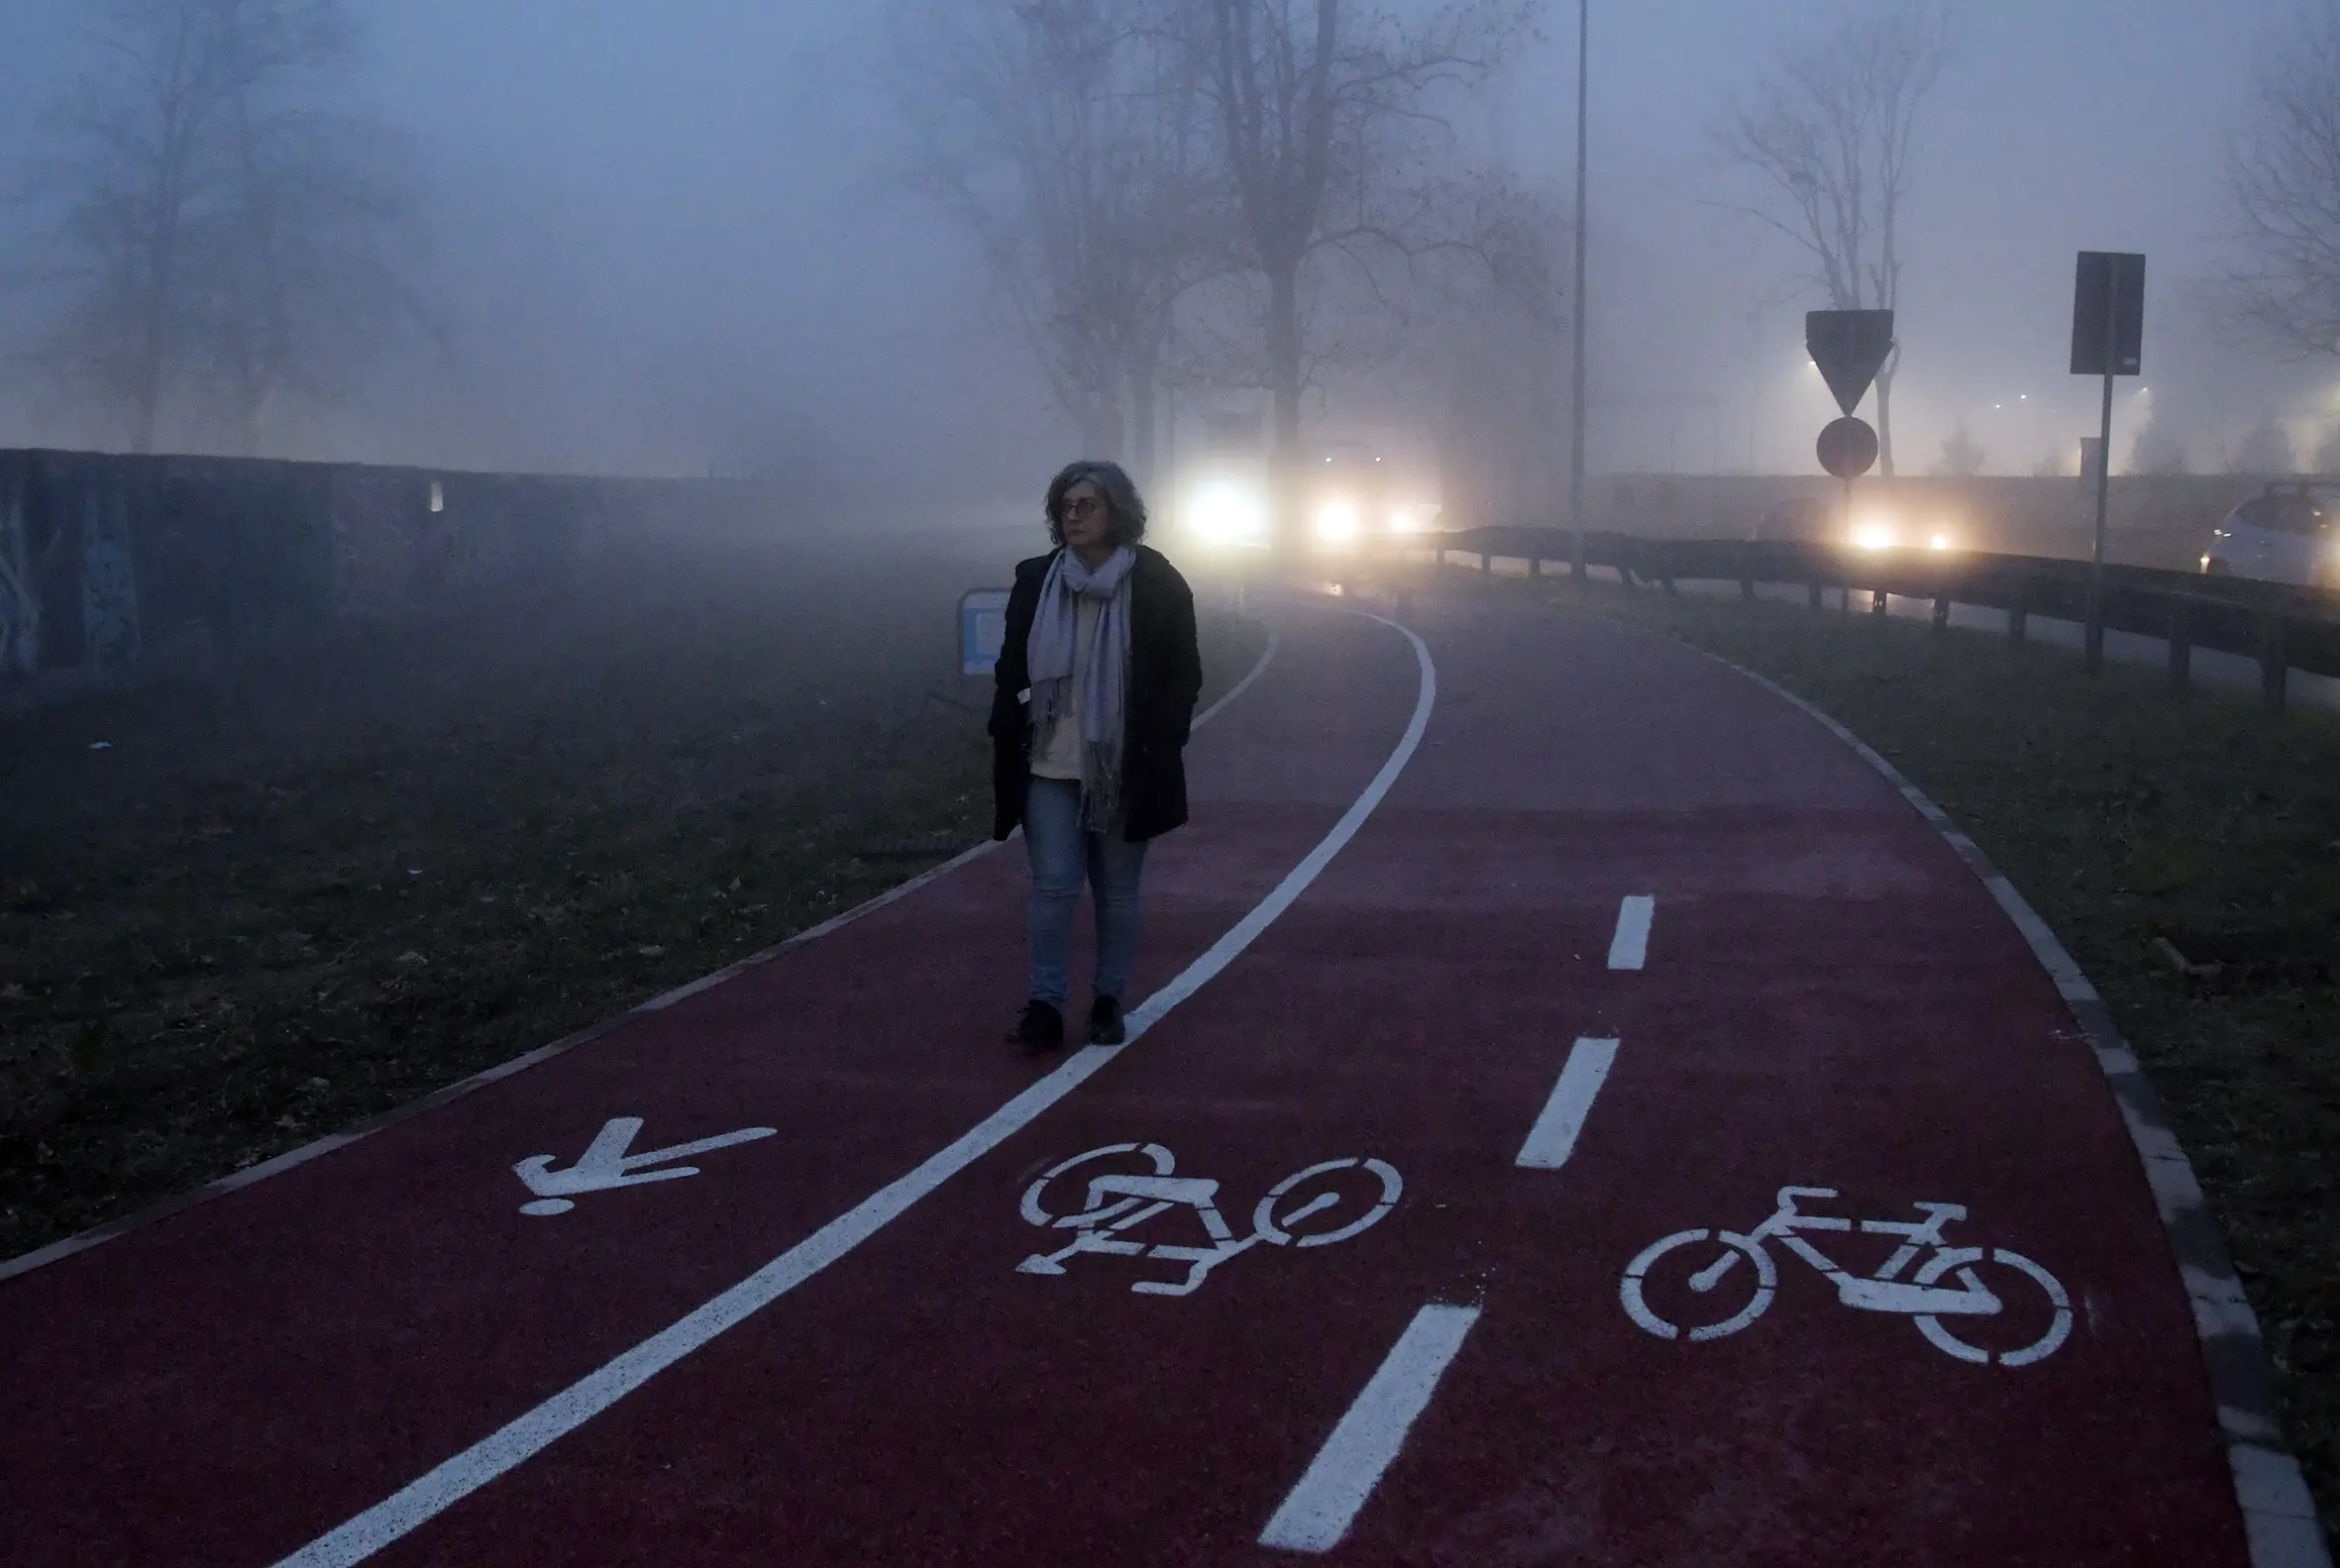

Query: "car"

xmin=1180 ymin=441 xmax=1441 ymax=554
xmin=1308 ymin=441 xmax=1439 ymax=550
xmin=1183 ymin=474 xmax=1271 ymax=552
xmin=1751 ymin=492 xmax=1962 ymax=553
xmin=2201 ymin=481 xmax=2340 ymax=587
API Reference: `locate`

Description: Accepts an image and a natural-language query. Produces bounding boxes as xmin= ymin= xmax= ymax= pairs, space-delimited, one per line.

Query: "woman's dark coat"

xmin=990 ymin=545 xmax=1203 ymax=844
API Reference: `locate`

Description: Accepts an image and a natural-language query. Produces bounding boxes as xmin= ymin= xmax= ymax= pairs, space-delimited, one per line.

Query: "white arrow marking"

xmin=513 ymin=1116 xmax=777 ymax=1215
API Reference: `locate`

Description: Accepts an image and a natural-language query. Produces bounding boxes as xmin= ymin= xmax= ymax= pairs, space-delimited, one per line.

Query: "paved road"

xmin=2 ymin=591 xmax=2252 ymax=1565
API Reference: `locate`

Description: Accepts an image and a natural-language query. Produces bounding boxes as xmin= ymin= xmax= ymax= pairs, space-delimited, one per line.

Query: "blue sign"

xmin=959 ymin=588 xmax=1012 ymax=675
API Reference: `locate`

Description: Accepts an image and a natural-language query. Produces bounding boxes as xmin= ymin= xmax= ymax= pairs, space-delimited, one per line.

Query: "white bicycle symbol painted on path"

xmin=1016 ymin=1142 xmax=1402 ymax=1297
xmin=1620 ymin=1186 xmax=2074 ymax=1366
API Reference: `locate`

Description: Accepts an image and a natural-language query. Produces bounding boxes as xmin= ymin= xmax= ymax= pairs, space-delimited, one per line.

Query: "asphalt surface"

xmin=2 ymin=590 xmax=2248 ymax=1566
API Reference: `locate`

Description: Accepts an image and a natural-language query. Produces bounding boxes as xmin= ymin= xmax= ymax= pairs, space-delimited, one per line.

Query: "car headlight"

xmin=1928 ymin=533 xmax=1951 ymax=552
xmin=1852 ymin=524 xmax=1896 ymax=551
xmin=1190 ymin=481 xmax=1265 ymax=547
xmin=1315 ymin=497 xmax=1360 ymax=545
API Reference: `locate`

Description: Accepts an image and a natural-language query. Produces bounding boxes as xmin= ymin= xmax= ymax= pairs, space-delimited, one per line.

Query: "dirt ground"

xmin=0 ymin=520 xmax=1265 ymax=1264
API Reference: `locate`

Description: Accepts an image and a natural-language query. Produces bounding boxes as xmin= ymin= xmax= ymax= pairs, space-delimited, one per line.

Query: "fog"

xmin=0 ymin=1 xmax=2328 ymax=502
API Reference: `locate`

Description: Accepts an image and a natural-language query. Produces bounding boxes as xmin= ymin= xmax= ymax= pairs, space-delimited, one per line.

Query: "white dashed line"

xmin=1516 ymin=1037 xmax=1620 ymax=1170
xmin=1259 ymin=1304 xmax=1480 ymax=1553
xmin=1607 ymin=895 xmax=1653 ymax=969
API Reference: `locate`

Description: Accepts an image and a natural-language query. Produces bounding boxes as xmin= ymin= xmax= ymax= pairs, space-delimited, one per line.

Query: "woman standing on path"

xmin=991 ymin=461 xmax=1202 ymax=1051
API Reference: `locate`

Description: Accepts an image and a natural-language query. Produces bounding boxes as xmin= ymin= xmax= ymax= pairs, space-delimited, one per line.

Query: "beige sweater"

xmin=1029 ymin=595 xmax=1101 ymax=782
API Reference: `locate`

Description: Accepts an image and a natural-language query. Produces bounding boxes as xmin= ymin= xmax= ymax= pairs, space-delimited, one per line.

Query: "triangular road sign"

xmin=1806 ymin=310 xmax=1895 ymax=417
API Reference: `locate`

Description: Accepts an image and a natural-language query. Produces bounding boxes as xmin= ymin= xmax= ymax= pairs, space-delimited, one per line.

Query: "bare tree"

xmin=1934 ymin=417 xmax=1983 ymax=477
xmin=2229 ymin=415 xmax=2297 ymax=473
xmin=1710 ymin=2 xmax=1953 ymax=476
xmin=28 ymin=1 xmax=234 ymax=452
xmin=197 ymin=2 xmax=422 ymax=454
xmin=2314 ymin=422 xmax=2340 ymax=473
xmin=1407 ymin=178 xmax=1569 ymax=525
xmin=24 ymin=0 xmax=420 ymax=455
xmin=2128 ymin=415 xmax=2188 ymax=475
xmin=2229 ymin=1 xmax=2340 ymax=358
xmin=892 ymin=0 xmax=1230 ymax=478
xmin=1196 ymin=0 xmax=1535 ymax=510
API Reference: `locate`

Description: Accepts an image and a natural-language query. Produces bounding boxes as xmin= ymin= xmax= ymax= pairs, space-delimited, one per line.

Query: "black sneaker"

xmin=1011 ymin=999 xmax=1065 ymax=1050
xmin=1087 ymin=994 xmax=1125 ymax=1046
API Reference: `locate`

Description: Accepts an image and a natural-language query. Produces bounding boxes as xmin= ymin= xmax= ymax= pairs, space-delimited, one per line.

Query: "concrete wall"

xmin=0 ymin=449 xmax=757 ymax=705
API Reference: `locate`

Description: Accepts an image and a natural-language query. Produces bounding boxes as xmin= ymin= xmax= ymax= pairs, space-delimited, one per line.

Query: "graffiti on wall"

xmin=0 ymin=482 xmax=34 ymax=676
xmin=80 ymin=482 xmax=141 ymax=668
xmin=0 ymin=448 xmax=724 ymax=706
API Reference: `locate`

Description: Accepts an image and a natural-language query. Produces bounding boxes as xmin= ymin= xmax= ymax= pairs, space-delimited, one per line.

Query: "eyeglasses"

xmin=1059 ymin=495 xmax=1106 ymax=521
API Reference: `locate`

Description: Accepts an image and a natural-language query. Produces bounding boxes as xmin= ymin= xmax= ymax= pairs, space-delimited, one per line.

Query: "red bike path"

xmin=0 ymin=590 xmax=2277 ymax=1565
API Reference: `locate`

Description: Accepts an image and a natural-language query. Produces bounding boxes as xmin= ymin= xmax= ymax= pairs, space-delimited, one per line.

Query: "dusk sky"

xmin=0 ymin=1 xmax=2322 ymax=487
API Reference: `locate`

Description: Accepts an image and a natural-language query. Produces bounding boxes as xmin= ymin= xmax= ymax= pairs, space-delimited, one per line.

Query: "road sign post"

xmin=1807 ymin=312 xmax=1893 ymax=588
xmin=1817 ymin=418 xmax=1880 ymax=597
xmin=2072 ymin=252 xmax=2145 ymax=674
xmin=1807 ymin=312 xmax=1895 ymax=425
xmin=1567 ymin=0 xmax=1590 ymax=583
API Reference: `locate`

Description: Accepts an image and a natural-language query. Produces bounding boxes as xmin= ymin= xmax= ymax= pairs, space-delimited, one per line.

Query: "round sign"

xmin=1817 ymin=417 xmax=1880 ymax=480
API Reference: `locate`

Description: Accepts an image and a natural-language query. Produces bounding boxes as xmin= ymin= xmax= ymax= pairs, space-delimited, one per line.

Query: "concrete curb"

xmin=1656 ymin=626 xmax=2329 ymax=1568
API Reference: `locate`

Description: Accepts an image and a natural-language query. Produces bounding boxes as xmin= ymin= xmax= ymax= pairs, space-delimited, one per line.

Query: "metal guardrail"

xmin=1429 ymin=527 xmax=2340 ymax=713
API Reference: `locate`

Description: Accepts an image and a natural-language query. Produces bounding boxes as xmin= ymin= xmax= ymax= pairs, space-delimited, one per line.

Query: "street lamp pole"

xmin=1567 ymin=0 xmax=1590 ymax=580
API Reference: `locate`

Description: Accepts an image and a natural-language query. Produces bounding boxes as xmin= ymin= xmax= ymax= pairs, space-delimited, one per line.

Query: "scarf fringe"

xmin=1025 ymin=547 xmax=1134 ymax=830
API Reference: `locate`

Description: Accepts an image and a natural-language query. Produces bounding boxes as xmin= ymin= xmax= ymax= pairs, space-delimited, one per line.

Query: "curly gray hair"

xmin=1043 ymin=460 xmax=1149 ymax=550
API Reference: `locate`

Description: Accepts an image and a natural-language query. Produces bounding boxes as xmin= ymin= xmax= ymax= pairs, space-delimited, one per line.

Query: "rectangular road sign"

xmin=959 ymin=588 xmax=1011 ymax=676
xmin=2072 ymin=252 xmax=2145 ymax=376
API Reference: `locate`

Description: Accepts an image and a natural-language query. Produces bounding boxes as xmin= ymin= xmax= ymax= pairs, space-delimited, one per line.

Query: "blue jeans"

xmin=1024 ymin=777 xmax=1149 ymax=1008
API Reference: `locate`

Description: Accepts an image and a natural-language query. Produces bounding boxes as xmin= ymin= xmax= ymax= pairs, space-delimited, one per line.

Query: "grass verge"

xmin=1 ymin=532 xmax=1267 ymax=1265
xmin=1499 ymin=569 xmax=2340 ymax=1532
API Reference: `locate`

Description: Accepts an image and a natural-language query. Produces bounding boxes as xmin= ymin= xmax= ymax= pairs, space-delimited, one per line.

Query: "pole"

xmin=1163 ymin=379 xmax=1176 ymax=534
xmin=2085 ymin=261 xmax=2117 ymax=674
xmin=1566 ymin=0 xmax=1590 ymax=581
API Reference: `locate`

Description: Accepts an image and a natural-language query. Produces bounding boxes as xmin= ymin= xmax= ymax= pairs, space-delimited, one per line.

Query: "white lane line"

xmin=273 ymin=613 xmax=1436 ymax=1568
xmin=1607 ymin=894 xmax=1653 ymax=970
xmin=0 ymin=632 xmax=1299 ymax=1288
xmin=1192 ymin=626 xmax=1279 ymax=730
xmin=1258 ymin=1304 xmax=1481 ymax=1554
xmin=1515 ymin=1037 xmax=1620 ymax=1170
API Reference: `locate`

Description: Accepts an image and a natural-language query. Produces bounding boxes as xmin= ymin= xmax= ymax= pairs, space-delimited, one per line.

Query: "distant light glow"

xmin=1314 ymin=497 xmax=1361 ymax=545
xmin=1853 ymin=524 xmax=1896 ymax=551
xmin=1190 ymin=479 xmax=1266 ymax=548
xmin=1929 ymin=533 xmax=1951 ymax=551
